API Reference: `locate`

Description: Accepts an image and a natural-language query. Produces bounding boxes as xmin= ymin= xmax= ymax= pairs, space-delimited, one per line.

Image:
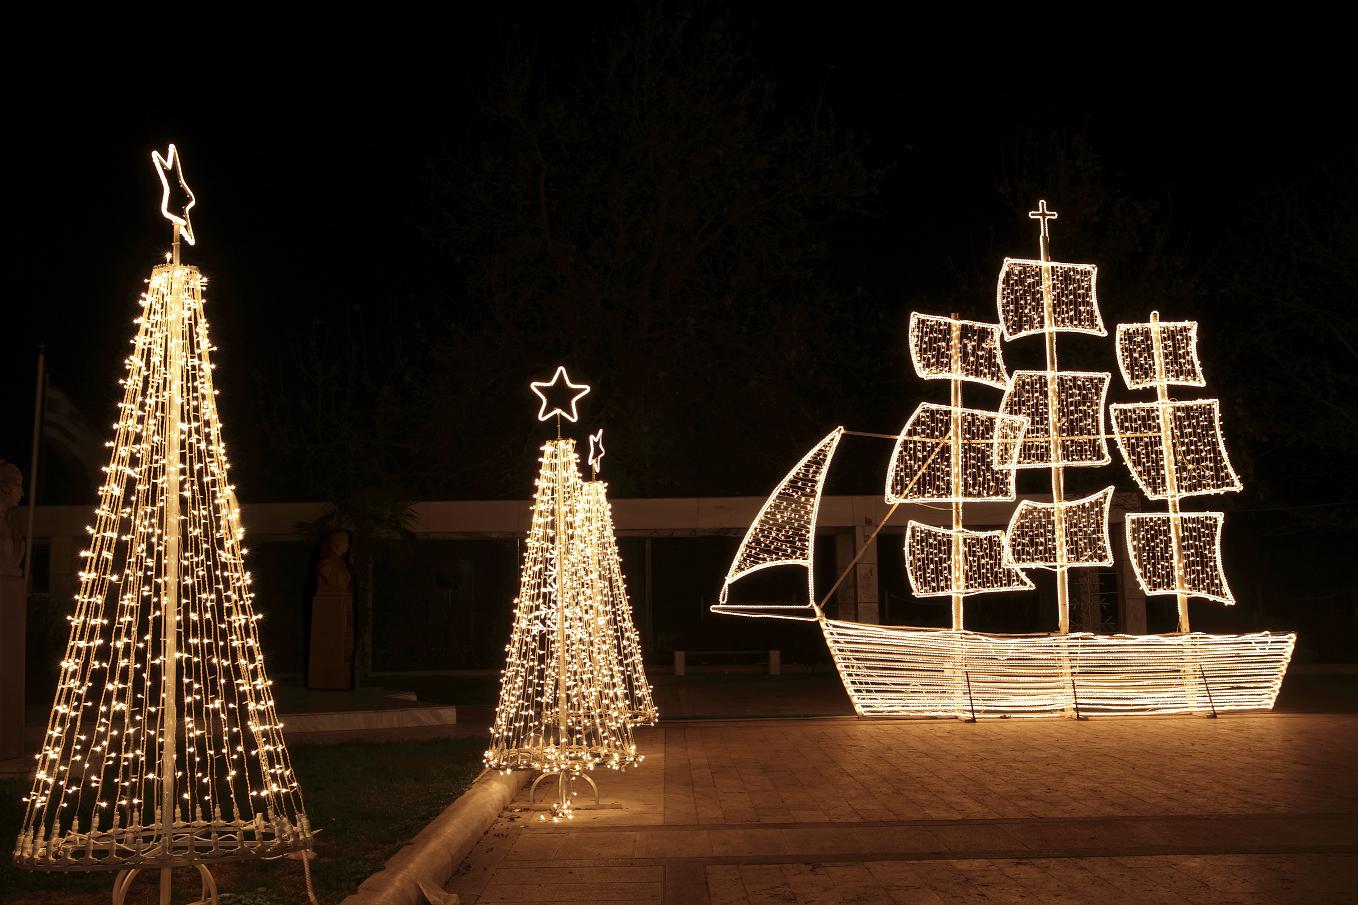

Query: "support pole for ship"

xmin=1148 ymin=311 xmax=1191 ymax=633
xmin=160 ymin=223 xmax=184 ymax=905
xmin=1033 ymin=202 xmax=1071 ymax=634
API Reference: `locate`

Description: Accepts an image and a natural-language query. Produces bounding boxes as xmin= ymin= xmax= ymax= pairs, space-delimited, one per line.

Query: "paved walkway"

xmin=447 ymin=714 xmax=1358 ymax=904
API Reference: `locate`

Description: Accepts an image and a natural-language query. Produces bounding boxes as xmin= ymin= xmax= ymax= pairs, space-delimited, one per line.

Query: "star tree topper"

xmin=531 ymin=366 xmax=591 ymax=422
xmin=152 ymin=143 xmax=197 ymax=245
xmin=588 ymin=429 xmax=606 ymax=473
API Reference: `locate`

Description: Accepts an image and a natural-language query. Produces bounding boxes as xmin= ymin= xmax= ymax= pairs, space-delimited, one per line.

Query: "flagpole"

xmin=24 ymin=345 xmax=45 ymax=593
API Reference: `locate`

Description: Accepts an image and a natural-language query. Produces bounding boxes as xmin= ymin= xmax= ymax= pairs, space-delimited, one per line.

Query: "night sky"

xmin=5 ymin=7 xmax=1352 ymax=519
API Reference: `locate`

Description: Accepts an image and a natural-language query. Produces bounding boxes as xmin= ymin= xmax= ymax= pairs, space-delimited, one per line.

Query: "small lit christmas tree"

xmin=485 ymin=369 xmax=642 ymax=819
xmin=13 ymin=146 xmax=312 ymax=904
xmin=581 ymin=430 xmax=656 ymax=725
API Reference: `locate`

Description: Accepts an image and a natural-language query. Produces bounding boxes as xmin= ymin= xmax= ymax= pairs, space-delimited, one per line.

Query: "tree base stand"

xmin=528 ymin=770 xmax=600 ymax=821
xmin=112 ymin=864 xmax=218 ymax=905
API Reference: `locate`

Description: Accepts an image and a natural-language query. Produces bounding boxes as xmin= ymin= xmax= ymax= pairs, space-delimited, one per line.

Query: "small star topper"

xmin=152 ymin=143 xmax=197 ymax=246
xmin=530 ymin=366 xmax=591 ymax=423
xmin=588 ymin=430 xmax=606 ymax=472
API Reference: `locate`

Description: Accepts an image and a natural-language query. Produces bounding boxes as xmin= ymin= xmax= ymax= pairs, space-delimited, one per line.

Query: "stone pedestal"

xmin=0 ymin=575 xmax=25 ymax=760
xmin=308 ymin=592 xmax=354 ymax=690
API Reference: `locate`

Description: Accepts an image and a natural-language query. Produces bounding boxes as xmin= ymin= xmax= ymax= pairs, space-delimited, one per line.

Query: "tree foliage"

xmin=426 ymin=7 xmax=876 ymax=496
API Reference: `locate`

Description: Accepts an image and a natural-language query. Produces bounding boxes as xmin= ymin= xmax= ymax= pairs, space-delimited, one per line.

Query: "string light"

xmin=908 ymin=313 xmax=1009 ymax=390
xmin=1111 ymin=400 xmax=1240 ymax=500
xmin=904 ymin=524 xmax=1032 ymax=597
xmin=820 ymin=618 xmax=1294 ymax=717
xmin=1125 ymin=512 xmax=1234 ymax=604
xmin=997 ymin=201 xmax=1115 ymax=635
xmin=1000 ymin=371 xmax=1112 ymax=468
xmin=1116 ymin=320 xmax=1204 ymax=390
xmin=711 ymin=206 xmax=1295 ymax=719
xmin=885 ymin=405 xmax=1026 ymax=503
xmin=578 ymin=478 xmax=656 ymax=725
xmin=485 ymin=393 xmax=646 ymax=818
xmin=996 ymin=258 xmax=1103 ymax=340
xmin=1005 ymin=487 xmax=1115 ymax=570
xmin=1113 ymin=312 xmax=1244 ymax=624
xmin=14 ymin=152 xmax=310 ymax=881
xmin=711 ymin=428 xmax=843 ymax=621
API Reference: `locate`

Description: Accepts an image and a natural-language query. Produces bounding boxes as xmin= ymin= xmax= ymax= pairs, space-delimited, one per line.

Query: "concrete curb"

xmin=339 ymin=768 xmax=528 ymax=905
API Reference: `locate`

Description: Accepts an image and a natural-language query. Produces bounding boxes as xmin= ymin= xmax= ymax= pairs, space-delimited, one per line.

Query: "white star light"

xmin=530 ymin=366 xmax=591 ymax=422
xmin=588 ymin=430 xmax=606 ymax=472
xmin=152 ymin=143 xmax=197 ymax=245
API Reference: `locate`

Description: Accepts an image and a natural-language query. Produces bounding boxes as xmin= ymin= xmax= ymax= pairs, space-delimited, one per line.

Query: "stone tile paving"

xmin=447 ymin=715 xmax=1358 ymax=903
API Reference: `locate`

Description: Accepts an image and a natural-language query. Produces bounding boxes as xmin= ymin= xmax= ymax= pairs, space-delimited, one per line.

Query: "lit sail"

xmin=885 ymin=404 xmax=1026 ymax=503
xmin=905 ymin=523 xmax=1035 ymax=597
xmin=997 ymin=258 xmax=1104 ymax=341
xmin=1114 ymin=312 xmax=1243 ymax=628
xmin=1117 ymin=320 xmax=1204 ymax=389
xmin=1125 ymin=512 xmax=1234 ymax=604
xmin=908 ymin=313 xmax=1009 ymax=389
xmin=713 ymin=427 xmax=843 ymax=619
xmin=1111 ymin=400 xmax=1241 ymax=499
xmin=1004 ymin=486 xmax=1114 ymax=570
xmin=1000 ymin=371 xmax=1111 ymax=467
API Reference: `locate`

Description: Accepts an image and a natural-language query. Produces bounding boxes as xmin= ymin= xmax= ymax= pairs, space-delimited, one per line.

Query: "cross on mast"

xmin=1029 ymin=200 xmax=1058 ymax=262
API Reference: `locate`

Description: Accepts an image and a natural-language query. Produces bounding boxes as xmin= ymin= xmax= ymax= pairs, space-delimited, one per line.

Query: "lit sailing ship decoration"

xmin=13 ymin=146 xmax=312 ymax=903
xmin=713 ymin=202 xmax=1296 ymax=718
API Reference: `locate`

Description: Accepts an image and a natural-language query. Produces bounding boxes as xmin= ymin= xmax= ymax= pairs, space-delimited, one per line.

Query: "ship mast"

xmin=949 ymin=315 xmax=965 ymax=630
xmin=1029 ymin=201 xmax=1073 ymax=633
xmin=1147 ymin=311 xmax=1191 ymax=632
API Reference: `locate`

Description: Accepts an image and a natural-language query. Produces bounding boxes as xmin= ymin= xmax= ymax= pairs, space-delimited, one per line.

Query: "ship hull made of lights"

xmin=821 ymin=619 xmax=1295 ymax=718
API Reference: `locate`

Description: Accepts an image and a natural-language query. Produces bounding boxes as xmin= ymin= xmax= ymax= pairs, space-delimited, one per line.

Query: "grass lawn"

xmin=1 ymin=737 xmax=487 ymax=905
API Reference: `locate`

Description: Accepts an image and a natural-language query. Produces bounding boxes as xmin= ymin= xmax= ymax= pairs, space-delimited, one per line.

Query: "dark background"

xmin=4 ymin=5 xmax=1354 ymax=655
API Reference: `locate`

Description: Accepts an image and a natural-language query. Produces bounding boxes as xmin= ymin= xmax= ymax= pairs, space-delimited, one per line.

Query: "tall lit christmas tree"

xmin=485 ymin=369 xmax=643 ymax=819
xmin=13 ymin=146 xmax=312 ymax=904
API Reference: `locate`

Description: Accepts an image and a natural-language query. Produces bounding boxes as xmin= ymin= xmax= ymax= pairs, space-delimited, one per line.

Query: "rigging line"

xmin=842 ymin=429 xmax=902 ymax=440
xmin=817 ymin=501 xmax=901 ymax=610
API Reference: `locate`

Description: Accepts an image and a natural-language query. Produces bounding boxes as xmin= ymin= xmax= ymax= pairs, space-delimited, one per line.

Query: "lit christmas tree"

xmin=581 ymin=430 xmax=656 ymax=725
xmin=13 ymin=146 xmax=312 ymax=904
xmin=485 ymin=369 xmax=643 ymax=820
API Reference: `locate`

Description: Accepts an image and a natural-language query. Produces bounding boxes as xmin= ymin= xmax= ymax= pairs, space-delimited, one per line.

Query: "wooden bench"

xmin=673 ymin=649 xmax=780 ymax=676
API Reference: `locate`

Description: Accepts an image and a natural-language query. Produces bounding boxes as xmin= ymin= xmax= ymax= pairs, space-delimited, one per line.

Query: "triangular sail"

xmin=885 ymin=404 xmax=1025 ymax=503
xmin=997 ymin=258 xmax=1105 ymax=340
xmin=1000 ymin=371 xmax=1111 ymax=468
xmin=1117 ymin=320 xmax=1204 ymax=390
xmin=713 ymin=427 xmax=843 ymax=619
xmin=1111 ymin=400 xmax=1241 ymax=499
xmin=1004 ymin=486 xmax=1114 ymax=570
xmin=904 ymin=523 xmax=1035 ymax=597
xmin=1125 ymin=512 xmax=1235 ymax=604
xmin=908 ymin=313 xmax=1009 ymax=389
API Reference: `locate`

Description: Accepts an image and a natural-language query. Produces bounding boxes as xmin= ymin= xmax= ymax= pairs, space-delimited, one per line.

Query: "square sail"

xmin=1004 ymin=486 xmax=1114 ymax=570
xmin=885 ymin=404 xmax=1026 ymax=503
xmin=909 ymin=313 xmax=1009 ymax=389
xmin=1116 ymin=321 xmax=1205 ymax=390
xmin=905 ymin=522 xmax=1035 ymax=597
xmin=1000 ymin=371 xmax=1111 ymax=468
xmin=997 ymin=258 xmax=1105 ymax=341
xmin=1111 ymin=400 xmax=1241 ymax=500
xmin=1125 ymin=511 xmax=1235 ymax=604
